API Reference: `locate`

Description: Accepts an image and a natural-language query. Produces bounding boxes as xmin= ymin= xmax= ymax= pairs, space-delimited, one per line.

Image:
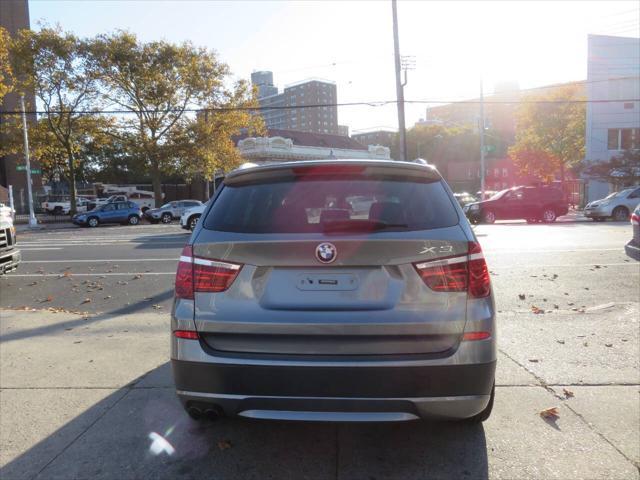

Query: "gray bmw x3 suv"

xmin=171 ymin=159 xmax=496 ymax=423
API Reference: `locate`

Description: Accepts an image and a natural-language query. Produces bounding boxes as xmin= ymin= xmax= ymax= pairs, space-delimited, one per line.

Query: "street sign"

xmin=16 ymin=165 xmax=42 ymax=174
xmin=484 ymin=145 xmax=496 ymax=153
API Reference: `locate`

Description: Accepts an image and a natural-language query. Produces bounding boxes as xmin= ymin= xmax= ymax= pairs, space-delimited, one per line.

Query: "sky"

xmin=29 ymin=0 xmax=640 ymax=133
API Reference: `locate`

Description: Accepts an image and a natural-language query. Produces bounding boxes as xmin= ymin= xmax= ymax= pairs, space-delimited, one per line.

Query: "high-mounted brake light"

xmin=292 ymin=165 xmax=366 ymax=176
xmin=174 ymin=245 xmax=242 ymax=300
xmin=413 ymin=241 xmax=491 ymax=298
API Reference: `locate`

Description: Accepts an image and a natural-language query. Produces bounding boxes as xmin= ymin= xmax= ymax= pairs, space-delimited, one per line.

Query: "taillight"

xmin=467 ymin=241 xmax=491 ymax=298
xmin=413 ymin=241 xmax=491 ymax=298
xmin=631 ymin=213 xmax=640 ymax=225
xmin=174 ymin=245 xmax=242 ymax=300
xmin=413 ymin=257 xmax=468 ymax=292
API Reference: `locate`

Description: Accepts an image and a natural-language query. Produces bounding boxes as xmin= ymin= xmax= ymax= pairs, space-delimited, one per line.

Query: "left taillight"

xmin=631 ymin=213 xmax=640 ymax=226
xmin=174 ymin=245 xmax=242 ymax=300
xmin=413 ymin=241 xmax=491 ymax=298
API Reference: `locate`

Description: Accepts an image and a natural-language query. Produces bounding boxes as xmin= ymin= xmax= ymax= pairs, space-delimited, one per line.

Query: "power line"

xmin=1 ymin=98 xmax=639 ymax=117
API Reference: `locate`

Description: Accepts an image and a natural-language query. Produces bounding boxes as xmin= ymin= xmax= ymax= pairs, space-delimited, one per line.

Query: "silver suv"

xmin=171 ymin=160 xmax=496 ymax=423
xmin=145 ymin=200 xmax=203 ymax=224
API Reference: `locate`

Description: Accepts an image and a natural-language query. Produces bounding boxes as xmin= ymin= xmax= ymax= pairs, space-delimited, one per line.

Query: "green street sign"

xmin=16 ymin=165 xmax=42 ymax=174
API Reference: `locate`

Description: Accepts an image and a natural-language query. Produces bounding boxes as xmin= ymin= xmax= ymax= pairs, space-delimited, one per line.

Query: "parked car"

xmin=454 ymin=192 xmax=478 ymax=207
xmin=625 ymin=204 xmax=640 ymax=261
xmin=583 ymin=187 xmax=640 ymax=222
xmin=464 ymin=185 xmax=568 ymax=224
xmin=0 ymin=203 xmax=20 ymax=274
xmin=72 ymin=201 xmax=142 ymax=227
xmin=42 ymin=196 xmax=92 ymax=215
xmin=171 ymin=159 xmax=496 ymax=423
xmin=145 ymin=200 xmax=203 ymax=224
xmin=180 ymin=201 xmax=208 ymax=231
xmin=90 ymin=193 xmax=154 ymax=213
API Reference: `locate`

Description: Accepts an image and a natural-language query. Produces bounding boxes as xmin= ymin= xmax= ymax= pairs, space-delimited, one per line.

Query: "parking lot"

xmin=1 ymin=221 xmax=639 ymax=479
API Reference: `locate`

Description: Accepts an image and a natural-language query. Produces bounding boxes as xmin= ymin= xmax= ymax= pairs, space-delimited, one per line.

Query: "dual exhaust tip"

xmin=187 ymin=405 xmax=224 ymax=421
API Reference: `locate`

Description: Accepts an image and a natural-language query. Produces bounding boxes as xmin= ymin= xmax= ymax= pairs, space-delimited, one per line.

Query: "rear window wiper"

xmin=322 ymin=220 xmax=408 ymax=233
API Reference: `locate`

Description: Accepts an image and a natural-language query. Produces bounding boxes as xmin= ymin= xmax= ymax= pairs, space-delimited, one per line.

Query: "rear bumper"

xmin=172 ymin=358 xmax=496 ymax=421
xmin=0 ymin=248 xmax=21 ymax=274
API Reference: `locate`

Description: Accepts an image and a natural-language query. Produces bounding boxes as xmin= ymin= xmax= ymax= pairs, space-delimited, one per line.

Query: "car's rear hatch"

xmin=190 ymin=162 xmax=475 ymax=357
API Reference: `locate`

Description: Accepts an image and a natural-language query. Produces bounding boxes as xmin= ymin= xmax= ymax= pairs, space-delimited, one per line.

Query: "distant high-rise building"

xmin=251 ymin=71 xmax=343 ymax=136
xmin=0 ymin=0 xmax=42 ymax=209
xmin=251 ymin=71 xmax=278 ymax=98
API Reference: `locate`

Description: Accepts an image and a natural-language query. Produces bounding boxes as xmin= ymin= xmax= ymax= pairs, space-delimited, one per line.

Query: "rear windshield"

xmin=203 ymin=178 xmax=459 ymax=233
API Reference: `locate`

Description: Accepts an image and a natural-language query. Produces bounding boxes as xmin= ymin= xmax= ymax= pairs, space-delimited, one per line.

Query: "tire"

xmin=188 ymin=214 xmax=200 ymax=231
xmin=161 ymin=212 xmax=172 ymax=224
xmin=53 ymin=206 xmax=63 ymax=215
xmin=467 ymin=383 xmax=494 ymax=423
xmin=87 ymin=216 xmax=99 ymax=228
xmin=482 ymin=211 xmax=496 ymax=224
xmin=593 ymin=217 xmax=606 ymax=222
xmin=128 ymin=215 xmax=140 ymax=225
xmin=541 ymin=209 xmax=557 ymax=223
xmin=612 ymin=206 xmax=629 ymax=222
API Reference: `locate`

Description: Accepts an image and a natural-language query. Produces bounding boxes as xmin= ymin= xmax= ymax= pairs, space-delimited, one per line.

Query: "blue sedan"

xmin=73 ymin=201 xmax=142 ymax=227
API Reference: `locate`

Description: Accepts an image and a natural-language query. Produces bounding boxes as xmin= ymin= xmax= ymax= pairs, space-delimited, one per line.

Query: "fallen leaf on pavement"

xmin=518 ymin=294 xmax=526 ymax=300
xmin=217 ymin=440 xmax=232 ymax=451
xmin=528 ymin=359 xmax=539 ymax=363
xmin=531 ymin=305 xmax=545 ymax=314
xmin=63 ymin=271 xmax=72 ymax=277
xmin=81 ymin=298 xmax=91 ymax=304
xmin=583 ymin=341 xmax=589 ymax=347
xmin=133 ymin=274 xmax=142 ymax=279
xmin=563 ymin=388 xmax=574 ymax=398
xmin=556 ymin=339 xmax=565 ymax=344
xmin=539 ymin=407 xmax=560 ymax=419
xmin=605 ymin=343 xmax=613 ymax=347
xmin=104 ymin=295 xmax=112 ymax=300
xmin=45 ymin=295 xmax=53 ymax=302
xmin=152 ymin=304 xmax=163 ymax=310
xmin=28 ymin=281 xmax=38 ymax=286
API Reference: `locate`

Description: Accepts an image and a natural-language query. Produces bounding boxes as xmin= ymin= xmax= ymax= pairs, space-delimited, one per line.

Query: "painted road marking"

xmin=8 ymin=272 xmax=176 ymax=277
xmin=491 ymin=262 xmax=638 ymax=268
xmin=21 ymin=258 xmax=178 ymax=263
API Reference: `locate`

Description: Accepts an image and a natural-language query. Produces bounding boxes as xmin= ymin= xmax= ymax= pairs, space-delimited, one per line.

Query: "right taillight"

xmin=631 ymin=213 xmax=639 ymax=226
xmin=413 ymin=241 xmax=491 ymax=298
xmin=175 ymin=245 xmax=242 ymax=300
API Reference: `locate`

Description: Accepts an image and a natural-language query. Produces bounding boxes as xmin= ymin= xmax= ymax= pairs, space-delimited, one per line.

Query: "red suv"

xmin=464 ymin=186 xmax=568 ymax=224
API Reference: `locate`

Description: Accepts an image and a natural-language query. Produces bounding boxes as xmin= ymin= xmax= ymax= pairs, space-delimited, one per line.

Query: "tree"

xmin=584 ymin=149 xmax=640 ymax=187
xmin=173 ymin=80 xmax=265 ymax=184
xmin=0 ymin=26 xmax=13 ymax=100
xmin=91 ymin=31 xmax=255 ymax=206
xmin=509 ymin=84 xmax=585 ymax=182
xmin=10 ymin=27 xmax=102 ymax=214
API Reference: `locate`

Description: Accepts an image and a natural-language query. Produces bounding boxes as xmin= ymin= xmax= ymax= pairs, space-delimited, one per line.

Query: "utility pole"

xmin=20 ymin=95 xmax=37 ymax=227
xmin=391 ymin=0 xmax=406 ymax=162
xmin=479 ymin=80 xmax=486 ymax=200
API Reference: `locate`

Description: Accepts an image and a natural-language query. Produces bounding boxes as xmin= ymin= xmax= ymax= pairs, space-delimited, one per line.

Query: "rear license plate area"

xmin=296 ymin=273 xmax=359 ymax=291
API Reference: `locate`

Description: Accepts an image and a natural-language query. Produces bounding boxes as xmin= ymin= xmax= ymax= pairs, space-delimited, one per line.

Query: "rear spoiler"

xmin=224 ymin=161 xmax=441 ymax=186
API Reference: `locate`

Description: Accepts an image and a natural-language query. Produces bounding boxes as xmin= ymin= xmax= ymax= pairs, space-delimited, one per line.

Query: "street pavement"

xmin=1 ymin=221 xmax=638 ymax=479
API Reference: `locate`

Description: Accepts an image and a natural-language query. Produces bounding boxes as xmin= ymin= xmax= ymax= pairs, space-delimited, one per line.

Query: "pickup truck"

xmin=90 ymin=193 xmax=154 ymax=212
xmin=42 ymin=196 xmax=91 ymax=215
xmin=0 ymin=204 xmax=20 ymax=275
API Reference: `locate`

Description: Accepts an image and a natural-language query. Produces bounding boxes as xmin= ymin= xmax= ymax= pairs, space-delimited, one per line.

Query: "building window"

xmin=608 ymin=128 xmax=640 ymax=150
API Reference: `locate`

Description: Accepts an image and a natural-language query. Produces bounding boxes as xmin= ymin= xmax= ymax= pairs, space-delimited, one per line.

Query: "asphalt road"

xmin=1 ymin=221 xmax=639 ymax=479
